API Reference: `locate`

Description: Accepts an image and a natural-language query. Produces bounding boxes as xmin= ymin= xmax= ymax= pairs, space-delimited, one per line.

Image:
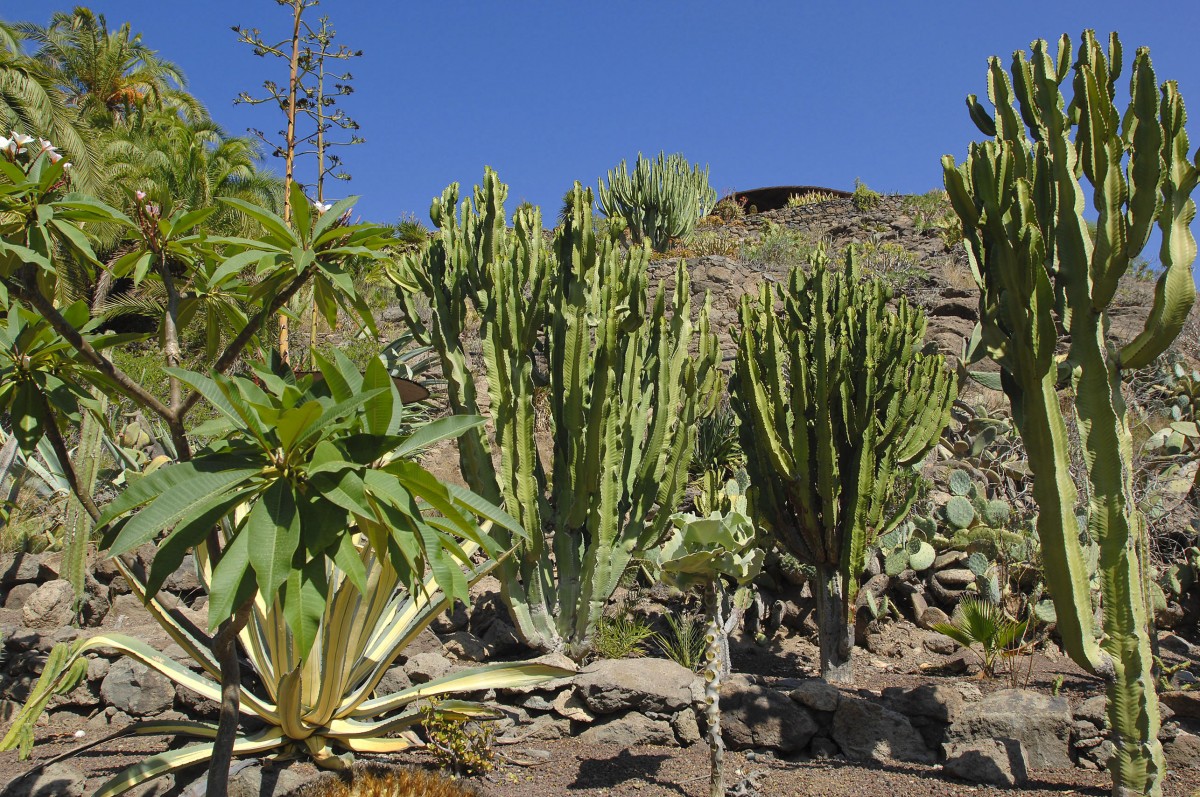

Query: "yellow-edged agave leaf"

xmin=93 ymin=727 xmax=286 ymax=797
xmin=351 ymin=662 xmax=575 ymax=718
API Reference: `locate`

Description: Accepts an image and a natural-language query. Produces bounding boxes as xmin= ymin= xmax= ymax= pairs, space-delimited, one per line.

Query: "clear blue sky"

xmin=20 ymin=1 xmax=1200 ymax=226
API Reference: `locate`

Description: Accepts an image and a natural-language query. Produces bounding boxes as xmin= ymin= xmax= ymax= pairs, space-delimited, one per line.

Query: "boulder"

xmin=225 ymin=762 xmax=307 ymax=797
xmin=918 ymin=606 xmax=950 ymax=630
xmin=481 ymin=618 xmax=523 ymax=656
xmin=1 ymin=763 xmax=86 ymax=797
xmin=722 ymin=678 xmax=818 ymax=753
xmin=551 ymin=689 xmax=594 ymax=723
xmin=21 ymin=580 xmax=75 ymax=629
xmin=946 ymin=689 xmax=1072 ymax=770
xmin=100 ymin=657 xmax=176 ymax=717
xmin=574 ymin=658 xmax=697 ymax=715
xmin=1074 ymin=695 xmax=1107 ymax=728
xmin=1165 ymin=730 xmax=1200 ymax=769
xmin=1160 ymin=689 xmax=1200 ymax=721
xmin=671 ymin=708 xmax=702 ymax=745
xmin=943 ymin=739 xmax=1031 ymax=787
xmin=881 ymin=684 xmax=964 ymax=723
xmin=832 ymin=696 xmax=935 ymax=763
xmin=788 ymin=680 xmax=841 ymax=713
xmin=374 ymin=664 xmax=412 ymax=696
xmin=3 ymin=583 xmax=37 ymax=611
xmin=442 ymin=631 xmax=487 ymax=662
xmin=0 ymin=552 xmax=42 ymax=589
xmin=578 ymin=710 xmax=676 ymax=747
xmin=404 ymin=651 xmax=453 ymax=684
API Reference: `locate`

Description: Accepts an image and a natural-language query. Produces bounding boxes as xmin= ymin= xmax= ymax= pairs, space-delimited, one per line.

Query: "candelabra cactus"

xmin=390 ymin=169 xmax=720 ymax=660
xmin=730 ymin=249 xmax=956 ymax=683
xmin=941 ymin=31 xmax=1198 ymax=796
xmin=596 ymin=151 xmax=717 ymax=252
xmin=651 ymin=480 xmax=764 ymax=797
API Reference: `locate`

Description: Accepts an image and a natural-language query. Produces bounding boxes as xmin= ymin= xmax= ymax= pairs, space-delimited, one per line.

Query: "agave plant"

xmin=3 ymin=538 xmax=568 ymax=796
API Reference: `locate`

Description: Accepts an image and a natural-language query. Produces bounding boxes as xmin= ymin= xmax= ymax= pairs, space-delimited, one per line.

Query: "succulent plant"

xmin=944 ymin=495 xmax=976 ymax=529
xmin=948 ymin=469 xmax=974 ymax=496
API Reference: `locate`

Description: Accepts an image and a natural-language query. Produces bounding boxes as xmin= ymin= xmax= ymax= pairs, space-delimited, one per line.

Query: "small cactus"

xmin=944 ymin=495 xmax=976 ymax=529
xmin=981 ymin=499 xmax=1010 ymax=528
xmin=908 ymin=540 xmax=936 ymax=571
xmin=948 ymin=469 xmax=973 ymax=496
xmin=966 ymin=551 xmax=991 ymax=578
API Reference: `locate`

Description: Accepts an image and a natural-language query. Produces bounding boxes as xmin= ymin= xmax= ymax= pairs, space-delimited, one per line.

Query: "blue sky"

xmin=18 ymin=1 xmax=1200 ymax=227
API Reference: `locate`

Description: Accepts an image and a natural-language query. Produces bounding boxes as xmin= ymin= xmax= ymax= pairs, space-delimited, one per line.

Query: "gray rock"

xmin=552 ymin=689 xmax=594 ymax=722
xmin=225 ymin=762 xmax=307 ymax=797
xmin=579 ymin=710 xmax=677 ymax=747
xmin=575 ymin=658 xmax=697 ymax=715
xmin=375 ymin=664 xmax=411 ymax=696
xmin=404 ymin=651 xmax=453 ymax=684
xmin=507 ymin=714 xmax=571 ymax=742
xmin=161 ymin=555 xmax=202 ymax=595
xmin=881 ymin=684 xmax=964 ymax=723
xmin=789 ymin=680 xmax=841 ymax=713
xmin=671 ymin=708 xmax=702 ymax=745
xmin=946 ymin=688 xmax=1072 ymax=770
xmin=810 ymin=736 xmax=840 ymax=759
xmin=481 ymin=618 xmax=523 ymax=656
xmin=21 ymin=580 xmax=76 ymax=629
xmin=918 ymin=606 xmax=950 ymax=630
xmin=935 ymin=569 xmax=977 ymax=587
xmin=0 ymin=553 xmax=42 ymax=589
xmin=3 ymin=583 xmax=37 ymax=611
xmin=442 ymin=630 xmax=487 ymax=662
xmin=399 ymin=628 xmax=444 ymax=663
xmin=722 ymin=678 xmax=818 ymax=753
xmin=100 ymin=657 xmax=175 ymax=716
xmin=1165 ymin=730 xmax=1200 ymax=769
xmin=1074 ymin=695 xmax=1107 ymax=728
xmin=943 ymin=739 xmax=1030 ymax=787
xmin=1160 ymin=689 xmax=1200 ymax=720
xmin=519 ymin=693 xmax=556 ymax=712
xmin=1 ymin=763 xmax=86 ymax=797
xmin=832 ymin=696 xmax=935 ymax=763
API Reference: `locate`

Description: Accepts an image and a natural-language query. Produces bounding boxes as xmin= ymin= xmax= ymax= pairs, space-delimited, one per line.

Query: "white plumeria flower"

xmin=10 ymin=132 xmax=32 ymax=153
xmin=135 ymin=190 xmax=147 ymax=201
xmin=36 ymin=139 xmax=63 ymax=164
xmin=62 ymin=162 xmax=73 ymax=170
xmin=313 ymin=200 xmax=334 ymax=214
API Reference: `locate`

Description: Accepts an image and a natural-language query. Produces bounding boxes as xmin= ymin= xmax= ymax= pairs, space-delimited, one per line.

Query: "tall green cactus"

xmin=391 ymin=169 xmax=720 ymax=659
xmin=941 ymin=32 xmax=1197 ymax=797
xmin=731 ymin=250 xmax=956 ymax=683
xmin=597 ymin=151 xmax=717 ymax=252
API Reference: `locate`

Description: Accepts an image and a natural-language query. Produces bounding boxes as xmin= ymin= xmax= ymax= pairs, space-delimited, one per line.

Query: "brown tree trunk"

xmin=813 ymin=562 xmax=854 ymax=684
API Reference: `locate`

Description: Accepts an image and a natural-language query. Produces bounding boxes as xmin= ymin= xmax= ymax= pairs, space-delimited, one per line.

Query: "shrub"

xmin=852 ymin=178 xmax=882 ymax=211
xmin=593 ymin=611 xmax=656 ymax=659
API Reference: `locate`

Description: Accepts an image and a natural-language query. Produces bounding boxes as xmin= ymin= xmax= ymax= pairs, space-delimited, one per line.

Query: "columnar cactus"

xmin=391 ymin=170 xmax=721 ymax=659
xmin=731 ymin=250 xmax=956 ymax=683
xmin=941 ymin=31 xmax=1197 ymax=797
xmin=596 ymin=151 xmax=717 ymax=252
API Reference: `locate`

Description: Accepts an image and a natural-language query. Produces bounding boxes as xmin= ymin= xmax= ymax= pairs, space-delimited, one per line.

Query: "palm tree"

xmin=16 ymin=7 xmax=201 ymax=123
xmin=0 ymin=20 xmax=97 ymax=193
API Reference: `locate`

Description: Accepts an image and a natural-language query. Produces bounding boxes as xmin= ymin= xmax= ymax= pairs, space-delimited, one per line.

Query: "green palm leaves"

xmin=97 ymin=353 xmax=522 ymax=653
xmin=731 ymin=249 xmax=956 ymax=683
xmin=941 ymin=31 xmax=1197 ymax=796
xmin=931 ymin=597 xmax=1027 ymax=678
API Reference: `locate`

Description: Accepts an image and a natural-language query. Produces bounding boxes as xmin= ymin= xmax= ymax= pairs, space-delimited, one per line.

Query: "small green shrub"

xmin=852 ymin=178 xmax=882 ymax=211
xmin=394 ymin=213 xmax=430 ymax=247
xmin=656 ymin=612 xmax=707 ymax=672
xmin=596 ymin=151 xmax=717 ymax=252
xmin=593 ymin=611 xmax=655 ymax=659
xmin=421 ymin=699 xmax=497 ymax=777
xmin=739 ymin=222 xmax=829 ymax=269
xmin=691 ymin=402 xmax=743 ymax=479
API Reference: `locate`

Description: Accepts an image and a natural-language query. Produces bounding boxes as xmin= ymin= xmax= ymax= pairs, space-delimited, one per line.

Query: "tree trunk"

xmin=813 ymin=562 xmax=853 ymax=684
xmin=703 ymin=582 xmax=725 ymax=797
xmin=206 ymin=602 xmax=251 ymax=797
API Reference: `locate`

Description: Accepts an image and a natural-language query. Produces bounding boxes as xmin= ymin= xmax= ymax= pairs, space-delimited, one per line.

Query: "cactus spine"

xmin=597 ymin=151 xmax=717 ymax=252
xmin=392 ymin=170 xmax=720 ymax=659
xmin=942 ymin=31 xmax=1198 ymax=797
xmin=731 ymin=250 xmax=956 ymax=683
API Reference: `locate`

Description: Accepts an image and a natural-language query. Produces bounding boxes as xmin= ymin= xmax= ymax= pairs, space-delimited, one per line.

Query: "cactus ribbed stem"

xmin=942 ymin=31 xmax=1195 ymax=796
xmin=813 ymin=562 xmax=854 ymax=684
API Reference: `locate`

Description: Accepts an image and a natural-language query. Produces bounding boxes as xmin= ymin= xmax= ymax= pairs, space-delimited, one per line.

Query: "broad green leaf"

xmin=246 ymin=479 xmax=300 ymax=603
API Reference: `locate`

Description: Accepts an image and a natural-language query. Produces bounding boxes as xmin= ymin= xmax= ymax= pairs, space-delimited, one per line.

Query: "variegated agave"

xmin=2 ymin=539 xmax=570 ymax=796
